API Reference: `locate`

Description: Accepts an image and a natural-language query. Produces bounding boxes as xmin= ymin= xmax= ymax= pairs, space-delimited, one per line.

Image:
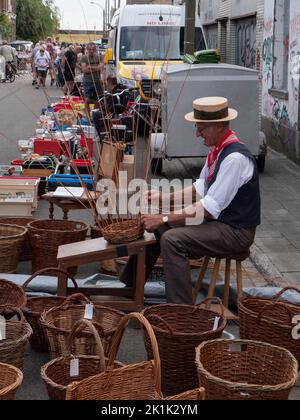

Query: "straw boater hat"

xmin=185 ymin=97 xmax=238 ymax=123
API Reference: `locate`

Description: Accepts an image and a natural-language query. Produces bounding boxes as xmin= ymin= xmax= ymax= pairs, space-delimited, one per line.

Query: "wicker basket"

xmin=28 ymin=219 xmax=88 ymax=274
xmin=41 ymin=319 xmax=124 ymax=400
xmin=66 ymin=313 xmax=163 ymax=400
xmin=41 ymin=294 xmax=125 ymax=359
xmin=0 ymin=217 xmax=35 ymax=261
xmin=22 ymin=268 xmax=79 ymax=353
xmin=0 ymin=308 xmax=32 ymax=371
xmin=166 ymin=388 xmax=205 ymax=401
xmin=102 ymin=220 xmax=144 ymax=244
xmin=142 ymin=298 xmax=227 ymax=396
xmin=239 ymin=287 xmax=300 ymax=367
xmin=0 ymin=279 xmax=26 ymax=309
xmin=0 ymin=363 xmax=23 ymax=401
xmin=195 ymin=339 xmax=299 ymax=400
xmin=0 ymin=224 xmax=27 ymax=273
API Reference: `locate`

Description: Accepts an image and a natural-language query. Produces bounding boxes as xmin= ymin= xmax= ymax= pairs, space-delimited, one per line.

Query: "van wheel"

xmin=256 ymin=155 xmax=266 ymax=173
xmin=151 ymin=158 xmax=163 ymax=175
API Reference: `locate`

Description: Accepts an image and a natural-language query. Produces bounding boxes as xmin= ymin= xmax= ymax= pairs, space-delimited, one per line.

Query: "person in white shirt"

xmin=34 ymin=47 xmax=50 ymax=89
xmin=121 ymin=96 xmax=261 ymax=304
xmin=0 ymin=40 xmax=17 ymax=78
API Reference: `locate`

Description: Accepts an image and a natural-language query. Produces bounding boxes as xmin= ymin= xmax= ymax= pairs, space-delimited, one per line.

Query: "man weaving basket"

xmin=121 ymin=97 xmax=261 ymax=304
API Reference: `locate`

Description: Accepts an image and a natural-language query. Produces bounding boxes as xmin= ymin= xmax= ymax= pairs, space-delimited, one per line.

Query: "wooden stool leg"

xmin=223 ymin=259 xmax=231 ymax=308
xmin=236 ymin=261 xmax=244 ymax=302
xmin=135 ymin=246 xmax=146 ymax=312
xmin=193 ymin=257 xmax=210 ymax=303
xmin=206 ymin=258 xmax=221 ymax=309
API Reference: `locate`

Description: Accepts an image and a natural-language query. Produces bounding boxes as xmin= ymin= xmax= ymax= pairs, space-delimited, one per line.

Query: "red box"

xmin=34 ymin=138 xmax=63 ymax=157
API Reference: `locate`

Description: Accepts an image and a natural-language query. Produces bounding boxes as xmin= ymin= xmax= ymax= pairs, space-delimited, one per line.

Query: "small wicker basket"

xmin=102 ymin=219 xmax=144 ymax=244
xmin=0 ymin=217 xmax=35 ymax=261
xmin=0 ymin=224 xmax=27 ymax=273
xmin=0 ymin=363 xmax=23 ymax=401
xmin=0 ymin=279 xmax=26 ymax=310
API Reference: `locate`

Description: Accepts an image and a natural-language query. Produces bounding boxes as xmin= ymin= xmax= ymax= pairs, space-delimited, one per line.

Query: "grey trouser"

xmin=120 ymin=221 xmax=256 ymax=305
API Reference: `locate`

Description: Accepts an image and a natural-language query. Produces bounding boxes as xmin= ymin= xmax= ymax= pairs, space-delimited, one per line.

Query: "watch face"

xmin=163 ymin=216 xmax=169 ymax=223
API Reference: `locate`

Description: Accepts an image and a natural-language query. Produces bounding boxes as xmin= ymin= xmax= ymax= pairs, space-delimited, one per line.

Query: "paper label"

xmin=0 ymin=316 xmax=6 ymax=341
xmin=213 ymin=317 xmax=220 ymax=332
xmin=70 ymin=359 xmax=80 ymax=377
xmin=84 ymin=304 xmax=94 ymax=320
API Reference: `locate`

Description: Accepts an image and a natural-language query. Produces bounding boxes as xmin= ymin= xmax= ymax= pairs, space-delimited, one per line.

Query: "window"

xmin=235 ymin=16 xmax=257 ymax=69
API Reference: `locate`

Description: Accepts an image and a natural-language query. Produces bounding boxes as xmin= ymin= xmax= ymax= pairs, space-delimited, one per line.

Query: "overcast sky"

xmin=54 ymin=0 xmax=125 ymax=31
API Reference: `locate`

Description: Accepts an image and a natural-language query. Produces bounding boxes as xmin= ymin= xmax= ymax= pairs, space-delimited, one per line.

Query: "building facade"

xmin=0 ymin=0 xmax=16 ymax=41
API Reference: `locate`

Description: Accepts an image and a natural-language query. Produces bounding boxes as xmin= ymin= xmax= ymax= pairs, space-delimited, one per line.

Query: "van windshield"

xmin=120 ymin=26 xmax=181 ymax=61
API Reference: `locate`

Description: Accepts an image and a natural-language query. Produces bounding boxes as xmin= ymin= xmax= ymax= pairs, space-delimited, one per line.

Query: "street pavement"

xmin=0 ymin=74 xmax=299 ymax=400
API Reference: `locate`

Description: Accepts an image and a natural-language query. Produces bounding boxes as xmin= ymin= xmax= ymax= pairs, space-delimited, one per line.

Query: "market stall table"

xmin=57 ymin=233 xmax=156 ymax=312
xmin=42 ymin=191 xmax=99 ymax=220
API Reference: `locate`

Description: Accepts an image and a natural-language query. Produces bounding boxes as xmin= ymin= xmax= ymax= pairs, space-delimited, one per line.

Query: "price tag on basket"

xmin=84 ymin=304 xmax=94 ymax=320
xmin=0 ymin=316 xmax=6 ymax=341
xmin=212 ymin=317 xmax=220 ymax=332
xmin=70 ymin=358 xmax=80 ymax=377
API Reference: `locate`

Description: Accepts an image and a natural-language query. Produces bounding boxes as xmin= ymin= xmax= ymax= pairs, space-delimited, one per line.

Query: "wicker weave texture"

xmin=28 ymin=219 xmax=88 ymax=273
xmin=102 ymin=220 xmax=144 ymax=244
xmin=0 ymin=217 xmax=35 ymax=261
xmin=239 ymin=287 xmax=300 ymax=366
xmin=0 ymin=224 xmax=27 ymax=273
xmin=41 ymin=295 xmax=125 ymax=359
xmin=0 ymin=309 xmax=32 ymax=371
xmin=66 ymin=313 xmax=162 ymax=400
xmin=143 ymin=301 xmax=227 ymax=396
xmin=195 ymin=339 xmax=299 ymax=400
xmin=0 ymin=279 xmax=26 ymax=309
xmin=0 ymin=363 xmax=23 ymax=401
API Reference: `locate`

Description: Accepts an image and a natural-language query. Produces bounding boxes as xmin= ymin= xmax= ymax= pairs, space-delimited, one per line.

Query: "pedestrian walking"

xmin=62 ymin=45 xmax=77 ymax=96
xmin=34 ymin=46 xmax=50 ymax=89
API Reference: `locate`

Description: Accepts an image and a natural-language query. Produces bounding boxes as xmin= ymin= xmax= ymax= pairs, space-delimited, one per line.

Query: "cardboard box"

xmin=119 ymin=155 xmax=135 ymax=186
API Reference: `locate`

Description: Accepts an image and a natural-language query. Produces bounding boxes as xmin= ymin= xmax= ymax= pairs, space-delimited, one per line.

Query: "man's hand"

xmin=141 ymin=215 xmax=163 ymax=233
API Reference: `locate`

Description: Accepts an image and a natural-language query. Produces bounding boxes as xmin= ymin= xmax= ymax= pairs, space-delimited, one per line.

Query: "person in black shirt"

xmin=62 ymin=45 xmax=77 ymax=95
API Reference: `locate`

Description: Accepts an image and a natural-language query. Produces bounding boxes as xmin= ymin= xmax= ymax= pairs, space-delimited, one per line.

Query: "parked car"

xmin=9 ymin=40 xmax=33 ymax=70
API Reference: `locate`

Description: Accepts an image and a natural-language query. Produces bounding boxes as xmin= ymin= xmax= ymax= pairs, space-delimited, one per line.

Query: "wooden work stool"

xmin=192 ymin=250 xmax=250 ymax=320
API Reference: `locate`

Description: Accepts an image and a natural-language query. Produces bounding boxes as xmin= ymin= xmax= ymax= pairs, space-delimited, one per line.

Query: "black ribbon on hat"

xmin=194 ymin=107 xmax=229 ymax=120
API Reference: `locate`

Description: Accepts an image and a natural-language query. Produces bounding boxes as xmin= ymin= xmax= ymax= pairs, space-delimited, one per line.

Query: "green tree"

xmin=0 ymin=14 xmax=12 ymax=39
xmin=16 ymin=0 xmax=60 ymax=42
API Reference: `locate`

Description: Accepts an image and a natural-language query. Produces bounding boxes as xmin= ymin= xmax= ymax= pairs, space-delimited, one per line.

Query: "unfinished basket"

xmin=0 ymin=217 xmax=35 ymax=261
xmin=0 ymin=308 xmax=32 ymax=371
xmin=0 ymin=224 xmax=27 ymax=273
xmin=239 ymin=287 xmax=300 ymax=367
xmin=102 ymin=219 xmax=144 ymax=244
xmin=195 ymin=339 xmax=299 ymax=400
xmin=66 ymin=313 xmax=162 ymax=400
xmin=28 ymin=219 xmax=88 ymax=273
xmin=0 ymin=279 xmax=26 ymax=309
xmin=22 ymin=268 xmax=79 ymax=353
xmin=142 ymin=298 xmax=227 ymax=396
xmin=41 ymin=294 xmax=125 ymax=359
xmin=41 ymin=319 xmax=124 ymax=400
xmin=0 ymin=363 xmax=23 ymax=401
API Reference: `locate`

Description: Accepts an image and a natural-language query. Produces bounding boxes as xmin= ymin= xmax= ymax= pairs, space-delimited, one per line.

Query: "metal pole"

xmin=184 ymin=0 xmax=196 ymax=55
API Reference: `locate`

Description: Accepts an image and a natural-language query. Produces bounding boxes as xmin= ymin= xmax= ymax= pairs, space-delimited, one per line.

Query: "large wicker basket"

xmin=0 ymin=217 xmax=35 ymax=261
xmin=239 ymin=287 xmax=300 ymax=367
xmin=102 ymin=219 xmax=144 ymax=244
xmin=142 ymin=299 xmax=227 ymax=396
xmin=0 ymin=224 xmax=27 ymax=273
xmin=40 ymin=294 xmax=125 ymax=359
xmin=41 ymin=319 xmax=124 ymax=400
xmin=0 ymin=363 xmax=23 ymax=401
xmin=22 ymin=268 xmax=79 ymax=353
xmin=0 ymin=279 xmax=26 ymax=309
xmin=0 ymin=308 xmax=32 ymax=371
xmin=28 ymin=219 xmax=88 ymax=273
xmin=66 ymin=313 xmax=163 ymax=400
xmin=195 ymin=339 xmax=299 ymax=400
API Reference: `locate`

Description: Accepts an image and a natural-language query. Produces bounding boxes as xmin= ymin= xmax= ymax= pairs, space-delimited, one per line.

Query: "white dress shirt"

xmin=194 ymin=152 xmax=255 ymax=220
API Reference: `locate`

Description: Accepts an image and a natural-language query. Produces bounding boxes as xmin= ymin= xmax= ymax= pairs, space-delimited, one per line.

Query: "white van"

xmin=104 ymin=4 xmax=207 ymax=103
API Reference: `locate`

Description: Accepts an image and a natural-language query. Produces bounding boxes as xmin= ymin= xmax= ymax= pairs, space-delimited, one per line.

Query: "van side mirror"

xmin=104 ymin=48 xmax=113 ymax=65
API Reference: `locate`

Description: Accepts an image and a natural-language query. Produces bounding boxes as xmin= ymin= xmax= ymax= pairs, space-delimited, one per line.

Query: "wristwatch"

xmin=162 ymin=215 xmax=170 ymax=227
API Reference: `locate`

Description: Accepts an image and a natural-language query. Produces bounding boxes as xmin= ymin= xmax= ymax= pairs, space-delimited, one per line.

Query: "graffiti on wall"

xmin=271 ymin=99 xmax=297 ymax=148
xmin=236 ymin=17 xmax=256 ymax=69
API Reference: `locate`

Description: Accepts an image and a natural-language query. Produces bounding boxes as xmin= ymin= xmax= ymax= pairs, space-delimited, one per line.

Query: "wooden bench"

xmin=57 ymin=233 xmax=156 ymax=312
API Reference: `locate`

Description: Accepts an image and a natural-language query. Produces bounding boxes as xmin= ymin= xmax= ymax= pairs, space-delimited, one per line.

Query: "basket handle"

xmin=22 ymin=267 xmax=79 ymax=292
xmin=0 ymin=306 xmax=26 ymax=323
xmin=105 ymin=312 xmax=162 ymax=397
xmin=145 ymin=314 xmax=174 ymax=336
xmin=273 ymin=287 xmax=300 ymax=301
xmin=257 ymin=302 xmax=294 ymax=325
xmin=60 ymin=293 xmax=90 ymax=308
xmin=67 ymin=319 xmax=106 ymax=372
xmin=195 ymin=297 xmax=225 ymax=318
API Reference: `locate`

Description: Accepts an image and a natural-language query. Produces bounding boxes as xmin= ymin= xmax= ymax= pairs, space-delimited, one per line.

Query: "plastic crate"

xmin=70 ymin=160 xmax=95 ymax=175
xmin=0 ymin=177 xmax=40 ymax=209
xmin=47 ymin=174 xmax=95 ymax=192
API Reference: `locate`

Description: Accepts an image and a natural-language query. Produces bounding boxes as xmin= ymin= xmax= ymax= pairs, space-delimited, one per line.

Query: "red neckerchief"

xmin=206 ymin=130 xmax=242 ymax=183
